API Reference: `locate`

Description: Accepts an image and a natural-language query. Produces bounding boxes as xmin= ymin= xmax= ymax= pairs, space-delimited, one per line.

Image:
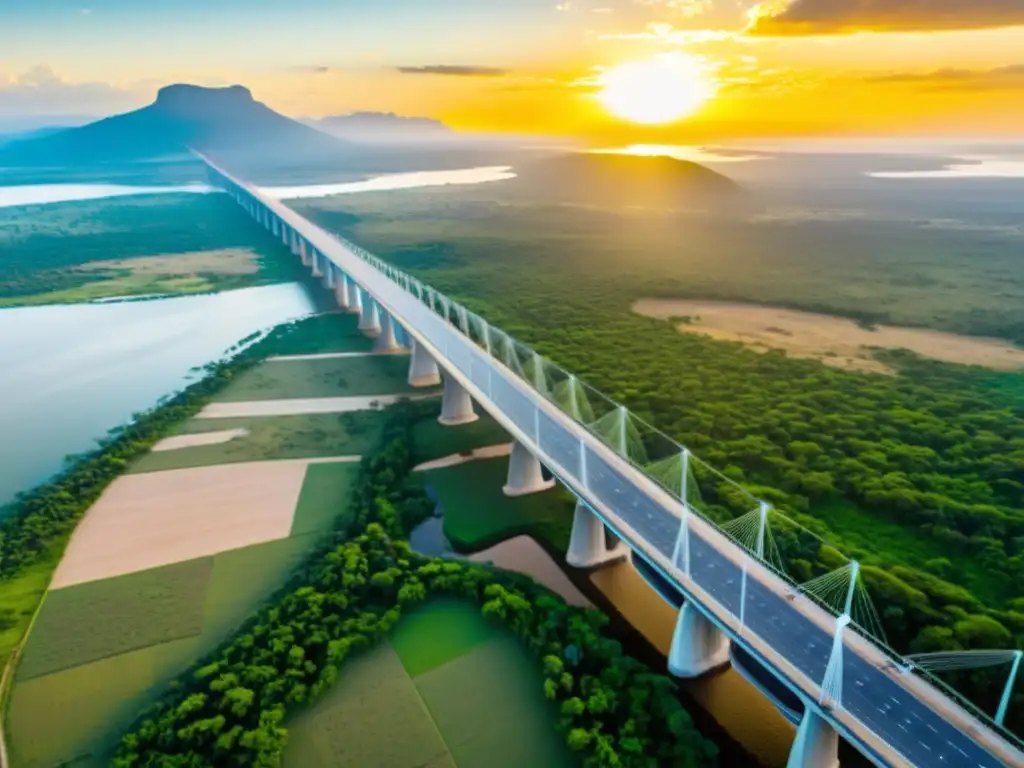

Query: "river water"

xmin=0 ymin=283 xmax=316 ymax=508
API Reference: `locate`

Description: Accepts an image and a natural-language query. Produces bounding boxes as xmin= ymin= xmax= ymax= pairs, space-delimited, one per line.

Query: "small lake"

xmin=0 ymin=283 xmax=316 ymax=508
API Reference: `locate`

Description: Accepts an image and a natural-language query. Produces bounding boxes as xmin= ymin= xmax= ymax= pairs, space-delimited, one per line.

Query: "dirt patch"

xmin=413 ymin=443 xmax=513 ymax=472
xmin=197 ymin=393 xmax=436 ymax=419
xmin=470 ymin=535 xmax=590 ymax=607
xmin=50 ymin=458 xmax=319 ymax=588
xmin=151 ymin=428 xmax=250 ymax=452
xmin=83 ymin=248 xmax=260 ymax=276
xmin=633 ymin=298 xmax=1024 ymax=374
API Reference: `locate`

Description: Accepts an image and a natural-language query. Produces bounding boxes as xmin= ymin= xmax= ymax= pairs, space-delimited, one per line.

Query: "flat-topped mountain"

xmin=0 ymin=84 xmax=349 ymax=164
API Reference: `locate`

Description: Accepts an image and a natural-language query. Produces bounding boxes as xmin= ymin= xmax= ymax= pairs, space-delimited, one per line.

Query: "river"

xmin=0 ymin=283 xmax=316 ymax=508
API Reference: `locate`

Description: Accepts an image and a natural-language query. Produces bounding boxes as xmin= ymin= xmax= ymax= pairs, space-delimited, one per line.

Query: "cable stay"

xmin=588 ymin=406 xmax=649 ymax=465
xmin=906 ymin=649 xmax=1022 ymax=726
xmin=645 ymin=449 xmax=706 ymax=512
xmin=797 ymin=561 xmax=887 ymax=646
xmin=720 ymin=502 xmax=788 ymax=575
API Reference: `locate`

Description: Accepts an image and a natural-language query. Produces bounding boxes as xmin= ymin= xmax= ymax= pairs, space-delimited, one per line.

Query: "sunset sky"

xmin=2 ymin=0 xmax=1024 ymax=139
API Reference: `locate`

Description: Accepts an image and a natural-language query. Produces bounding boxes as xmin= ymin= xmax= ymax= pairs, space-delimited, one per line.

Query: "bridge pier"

xmin=290 ymin=231 xmax=301 ymax=257
xmin=346 ymin=279 xmax=362 ymax=315
xmin=439 ymin=374 xmax=478 ymax=426
xmin=503 ymin=440 xmax=555 ymax=497
xmin=299 ymin=239 xmax=311 ymax=267
xmin=310 ymin=249 xmax=323 ymax=279
xmin=566 ymin=500 xmax=630 ymax=569
xmin=408 ymin=340 xmax=441 ymax=387
xmin=358 ymin=296 xmax=381 ymax=336
xmin=322 ymin=260 xmax=335 ymax=290
xmin=373 ymin=311 xmax=402 ymax=353
xmin=787 ymin=708 xmax=839 ymax=768
xmin=280 ymin=222 xmax=288 ymax=246
xmin=334 ymin=272 xmax=351 ymax=310
xmin=668 ymin=602 xmax=730 ymax=678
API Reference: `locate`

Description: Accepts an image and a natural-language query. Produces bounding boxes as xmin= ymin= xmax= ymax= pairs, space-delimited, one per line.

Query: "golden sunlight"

xmin=598 ymin=54 xmax=714 ymax=125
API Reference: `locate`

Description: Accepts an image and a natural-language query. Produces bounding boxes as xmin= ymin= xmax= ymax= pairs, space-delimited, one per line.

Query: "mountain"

xmin=0 ymin=84 xmax=349 ymax=165
xmin=311 ymin=112 xmax=455 ymax=143
xmin=0 ymin=126 xmax=71 ymax=148
xmin=512 ymin=152 xmax=744 ymax=207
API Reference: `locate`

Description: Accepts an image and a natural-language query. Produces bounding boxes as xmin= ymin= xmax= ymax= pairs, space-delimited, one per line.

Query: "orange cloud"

xmin=747 ymin=0 xmax=1024 ymax=35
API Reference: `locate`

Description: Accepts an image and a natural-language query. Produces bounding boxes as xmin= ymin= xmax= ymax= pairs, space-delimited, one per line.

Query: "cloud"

xmin=0 ymin=65 xmax=141 ymax=117
xmin=396 ymin=65 xmax=509 ymax=77
xmin=635 ymin=0 xmax=715 ymax=17
xmin=747 ymin=0 xmax=1024 ymax=35
xmin=868 ymin=64 xmax=1024 ymax=90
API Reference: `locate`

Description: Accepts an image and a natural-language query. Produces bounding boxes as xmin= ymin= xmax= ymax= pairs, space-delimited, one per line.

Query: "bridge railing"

xmin=333 ymin=232 xmax=1024 ymax=753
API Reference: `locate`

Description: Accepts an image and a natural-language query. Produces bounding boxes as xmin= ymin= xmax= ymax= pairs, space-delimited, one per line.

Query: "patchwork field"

xmin=130 ymin=411 xmax=384 ymax=473
xmin=411 ymin=413 xmax=511 ymax=465
xmin=283 ymin=600 xmax=573 ymax=768
xmin=427 ymin=456 xmax=575 ymax=553
xmin=213 ymin=354 xmax=419 ymax=401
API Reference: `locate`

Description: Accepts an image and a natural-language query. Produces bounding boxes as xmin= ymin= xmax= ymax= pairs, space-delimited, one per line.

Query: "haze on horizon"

xmin=2 ymin=0 xmax=1024 ymax=142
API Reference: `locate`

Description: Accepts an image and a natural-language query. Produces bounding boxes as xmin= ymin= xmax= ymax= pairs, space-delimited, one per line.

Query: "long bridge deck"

xmin=199 ymin=152 xmax=1023 ymax=768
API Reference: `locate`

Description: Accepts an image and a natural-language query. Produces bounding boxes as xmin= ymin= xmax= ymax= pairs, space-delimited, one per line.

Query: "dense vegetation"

xmin=114 ymin=400 xmax=718 ymax=767
xmin=0 ymin=193 xmax=296 ymax=302
xmin=294 ymin=192 xmax=1024 ymax=734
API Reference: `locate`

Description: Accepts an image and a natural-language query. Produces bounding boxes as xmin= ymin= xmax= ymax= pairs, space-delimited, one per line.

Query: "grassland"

xmin=213 ymin=354 xmax=418 ymax=401
xmin=427 ymin=456 xmax=575 ymax=554
xmin=0 ymin=193 xmax=304 ymax=306
xmin=283 ymin=599 xmax=573 ymax=768
xmin=411 ymin=413 xmax=511 ymax=465
xmin=16 ymin=557 xmax=213 ymax=681
xmin=128 ymin=411 xmax=386 ymax=473
xmin=290 ymin=462 xmax=361 ymax=536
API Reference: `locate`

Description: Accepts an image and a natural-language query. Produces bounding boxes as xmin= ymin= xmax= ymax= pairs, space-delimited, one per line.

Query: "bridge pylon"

xmin=358 ymin=295 xmax=381 ymax=337
xmin=566 ymin=500 xmax=629 ymax=569
xmin=438 ymin=373 xmax=478 ymax=426
xmin=787 ymin=708 xmax=839 ymax=768
xmin=668 ymin=602 xmax=730 ymax=678
xmin=334 ymin=272 xmax=351 ymax=310
xmin=373 ymin=311 xmax=403 ymax=353
xmin=408 ymin=340 xmax=441 ymax=387
xmin=502 ymin=440 xmax=555 ymax=497
xmin=346 ymin=278 xmax=362 ymax=315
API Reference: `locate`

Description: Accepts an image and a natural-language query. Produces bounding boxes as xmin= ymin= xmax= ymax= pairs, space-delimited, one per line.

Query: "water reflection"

xmin=0 ymin=283 xmax=315 ymax=507
xmin=0 ymin=183 xmax=214 ymax=208
xmin=260 ymin=166 xmax=517 ymax=199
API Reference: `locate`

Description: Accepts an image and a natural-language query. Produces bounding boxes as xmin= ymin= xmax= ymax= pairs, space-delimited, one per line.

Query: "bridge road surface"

xmin=199 ymin=154 xmax=1021 ymax=768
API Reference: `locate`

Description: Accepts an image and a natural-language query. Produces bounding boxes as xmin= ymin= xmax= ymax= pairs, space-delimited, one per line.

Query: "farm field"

xmin=427 ymin=456 xmax=575 ymax=554
xmin=283 ymin=599 xmax=574 ymax=768
xmin=128 ymin=410 xmax=385 ymax=473
xmin=212 ymin=354 xmax=418 ymax=401
xmin=411 ymin=412 xmax=510 ymax=464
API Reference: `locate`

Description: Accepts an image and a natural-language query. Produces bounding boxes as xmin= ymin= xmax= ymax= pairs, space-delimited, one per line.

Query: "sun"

xmin=598 ymin=54 xmax=714 ymax=125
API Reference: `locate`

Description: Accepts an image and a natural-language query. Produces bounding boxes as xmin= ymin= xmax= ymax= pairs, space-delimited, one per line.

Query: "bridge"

xmin=198 ymin=152 xmax=1023 ymax=768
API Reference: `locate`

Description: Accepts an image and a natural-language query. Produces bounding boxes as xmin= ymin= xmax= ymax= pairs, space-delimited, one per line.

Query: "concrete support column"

xmin=503 ymin=440 xmax=555 ymax=497
xmin=334 ymin=273 xmax=351 ymax=310
xmin=272 ymin=216 xmax=280 ymax=236
xmin=668 ymin=602 xmax=730 ymax=678
xmin=439 ymin=374 xmax=478 ymax=426
xmin=298 ymin=239 xmax=311 ymax=266
xmin=290 ymin=231 xmax=301 ymax=257
xmin=346 ymin=279 xmax=362 ymax=315
xmin=373 ymin=311 xmax=402 ymax=353
xmin=408 ymin=340 xmax=441 ymax=387
xmin=322 ymin=261 xmax=335 ymax=289
xmin=358 ymin=295 xmax=381 ymax=336
xmin=310 ymin=249 xmax=323 ymax=278
xmin=281 ymin=223 xmax=289 ymax=246
xmin=566 ymin=500 xmax=630 ymax=568
xmin=787 ymin=709 xmax=839 ymax=768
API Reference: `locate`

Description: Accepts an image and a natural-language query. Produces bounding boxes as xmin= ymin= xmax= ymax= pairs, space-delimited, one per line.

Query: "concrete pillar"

xmin=322 ymin=261 xmax=335 ymax=289
xmin=373 ymin=311 xmax=401 ymax=353
xmin=668 ymin=602 xmax=730 ymax=678
xmin=358 ymin=295 xmax=381 ymax=336
xmin=503 ymin=440 xmax=555 ymax=497
xmin=408 ymin=340 xmax=441 ymax=387
xmin=272 ymin=216 xmax=279 ymax=236
xmin=281 ymin=223 xmax=289 ymax=246
xmin=290 ymin=231 xmax=300 ymax=257
xmin=346 ymin=279 xmax=362 ymax=315
xmin=310 ymin=249 xmax=323 ymax=278
xmin=787 ymin=709 xmax=839 ymax=768
xmin=438 ymin=374 xmax=478 ymax=426
xmin=334 ymin=272 xmax=351 ymax=310
xmin=566 ymin=500 xmax=630 ymax=568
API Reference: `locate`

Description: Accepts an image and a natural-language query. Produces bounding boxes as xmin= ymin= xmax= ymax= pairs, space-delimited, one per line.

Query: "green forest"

xmin=0 ymin=193 xmax=296 ymax=303
xmin=112 ymin=399 xmax=719 ymax=767
xmin=293 ymin=194 xmax=1024 ymax=736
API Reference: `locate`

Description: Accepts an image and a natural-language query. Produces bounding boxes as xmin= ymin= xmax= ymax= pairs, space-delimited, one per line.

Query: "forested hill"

xmin=0 ymin=84 xmax=349 ymax=165
xmin=512 ymin=152 xmax=745 ymax=207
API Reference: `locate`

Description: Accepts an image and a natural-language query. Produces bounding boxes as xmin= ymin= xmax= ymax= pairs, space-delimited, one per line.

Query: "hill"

xmin=311 ymin=111 xmax=454 ymax=143
xmin=512 ymin=152 xmax=744 ymax=207
xmin=0 ymin=84 xmax=349 ymax=165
